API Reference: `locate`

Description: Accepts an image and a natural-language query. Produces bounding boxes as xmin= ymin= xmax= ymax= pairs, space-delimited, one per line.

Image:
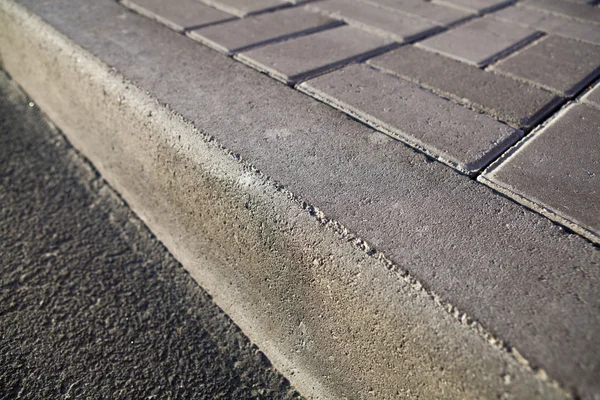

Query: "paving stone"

xmin=187 ymin=7 xmax=340 ymax=55
xmin=522 ymin=0 xmax=600 ymax=24
xmin=481 ymin=103 xmax=600 ymax=243
xmin=582 ymin=81 xmax=600 ymax=108
xmin=433 ymin=0 xmax=514 ymax=14
xmin=492 ymin=35 xmax=600 ymax=96
xmin=235 ymin=25 xmax=395 ymax=84
xmin=199 ymin=0 xmax=287 ymax=17
xmin=121 ymin=0 xmax=235 ymax=32
xmin=368 ymin=45 xmax=563 ymax=129
xmin=359 ymin=0 xmax=474 ymax=26
xmin=305 ymin=0 xmax=441 ymax=42
xmin=491 ymin=4 xmax=600 ymax=45
xmin=417 ymin=17 xmax=540 ymax=67
xmin=298 ymin=63 xmax=521 ymax=173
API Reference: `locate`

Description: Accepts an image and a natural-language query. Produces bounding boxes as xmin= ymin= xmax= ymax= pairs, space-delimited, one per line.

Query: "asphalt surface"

xmin=0 ymin=71 xmax=301 ymax=400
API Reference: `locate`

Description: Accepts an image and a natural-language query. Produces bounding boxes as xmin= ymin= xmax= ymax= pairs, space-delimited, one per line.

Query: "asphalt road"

xmin=0 ymin=71 xmax=301 ymax=400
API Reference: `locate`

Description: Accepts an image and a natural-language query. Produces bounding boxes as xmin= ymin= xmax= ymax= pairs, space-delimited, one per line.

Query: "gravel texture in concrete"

xmin=480 ymin=102 xmax=600 ymax=244
xmin=417 ymin=17 xmax=540 ymax=67
xmin=0 ymin=71 xmax=300 ymax=400
xmin=368 ymin=44 xmax=563 ymax=129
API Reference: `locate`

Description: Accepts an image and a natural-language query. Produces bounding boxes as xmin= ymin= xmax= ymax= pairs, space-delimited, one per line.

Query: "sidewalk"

xmin=0 ymin=0 xmax=598 ymax=398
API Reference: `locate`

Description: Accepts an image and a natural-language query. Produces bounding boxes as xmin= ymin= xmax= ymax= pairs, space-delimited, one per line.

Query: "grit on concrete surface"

xmin=0 ymin=71 xmax=301 ymax=400
xmin=1 ymin=0 xmax=600 ymax=398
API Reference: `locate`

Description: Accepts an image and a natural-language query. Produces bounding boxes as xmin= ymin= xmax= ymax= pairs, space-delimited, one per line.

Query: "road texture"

xmin=0 ymin=71 xmax=301 ymax=400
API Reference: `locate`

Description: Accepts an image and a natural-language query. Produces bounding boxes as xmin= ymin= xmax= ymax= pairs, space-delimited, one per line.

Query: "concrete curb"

xmin=0 ymin=0 xmax=583 ymax=398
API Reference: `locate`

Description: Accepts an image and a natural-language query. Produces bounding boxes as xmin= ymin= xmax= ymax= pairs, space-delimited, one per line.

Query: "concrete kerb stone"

xmin=0 ymin=0 xmax=575 ymax=399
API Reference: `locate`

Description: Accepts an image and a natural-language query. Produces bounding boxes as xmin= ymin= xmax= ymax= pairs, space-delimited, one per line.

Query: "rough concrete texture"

xmin=120 ymin=0 xmax=235 ymax=32
xmin=1 ymin=0 xmax=599 ymax=398
xmin=299 ymin=63 xmax=521 ymax=173
xmin=187 ymin=8 xmax=340 ymax=55
xmin=368 ymin=44 xmax=563 ymax=129
xmin=582 ymin=81 xmax=600 ymax=108
xmin=522 ymin=0 xmax=600 ymax=24
xmin=417 ymin=17 xmax=540 ymax=67
xmin=434 ymin=0 xmax=514 ymax=14
xmin=235 ymin=25 xmax=395 ymax=84
xmin=305 ymin=0 xmax=441 ymax=42
xmin=490 ymin=4 xmax=600 ymax=45
xmin=480 ymin=103 xmax=600 ymax=244
xmin=360 ymin=0 xmax=474 ymax=26
xmin=492 ymin=35 xmax=600 ymax=96
xmin=0 ymin=71 xmax=301 ymax=400
xmin=199 ymin=0 xmax=287 ymax=18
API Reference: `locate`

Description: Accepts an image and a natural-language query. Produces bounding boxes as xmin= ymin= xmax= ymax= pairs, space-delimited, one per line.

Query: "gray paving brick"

xmin=433 ymin=0 xmax=514 ymax=14
xmin=359 ymin=0 xmax=474 ymax=26
xmin=522 ymin=0 xmax=600 ymax=24
xmin=298 ymin=63 xmax=521 ymax=174
xmin=187 ymin=7 xmax=340 ymax=55
xmin=492 ymin=35 xmax=600 ymax=96
xmin=235 ymin=25 xmax=395 ymax=84
xmin=121 ymin=0 xmax=235 ymax=32
xmin=305 ymin=0 xmax=441 ymax=42
xmin=582 ymin=81 xmax=600 ymax=108
xmin=417 ymin=17 xmax=540 ymax=67
xmin=481 ymin=103 xmax=600 ymax=243
xmin=368 ymin=45 xmax=563 ymax=129
xmin=491 ymin=4 xmax=600 ymax=45
xmin=199 ymin=0 xmax=287 ymax=17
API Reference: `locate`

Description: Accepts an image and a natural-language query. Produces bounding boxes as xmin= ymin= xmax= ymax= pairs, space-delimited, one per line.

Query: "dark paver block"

xmin=491 ymin=5 xmax=600 ymax=45
xmin=417 ymin=17 xmax=540 ymax=67
xmin=481 ymin=103 xmax=600 ymax=243
xmin=200 ymin=0 xmax=287 ymax=17
xmin=522 ymin=0 xmax=600 ymax=24
xmin=434 ymin=0 xmax=514 ymax=14
xmin=360 ymin=0 xmax=474 ymax=26
xmin=582 ymin=81 xmax=600 ymax=108
xmin=187 ymin=7 xmax=340 ymax=55
xmin=306 ymin=0 xmax=441 ymax=42
xmin=492 ymin=35 xmax=600 ymax=96
xmin=299 ymin=63 xmax=521 ymax=173
xmin=368 ymin=45 xmax=563 ymax=129
xmin=121 ymin=0 xmax=235 ymax=32
xmin=235 ymin=25 xmax=395 ymax=84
